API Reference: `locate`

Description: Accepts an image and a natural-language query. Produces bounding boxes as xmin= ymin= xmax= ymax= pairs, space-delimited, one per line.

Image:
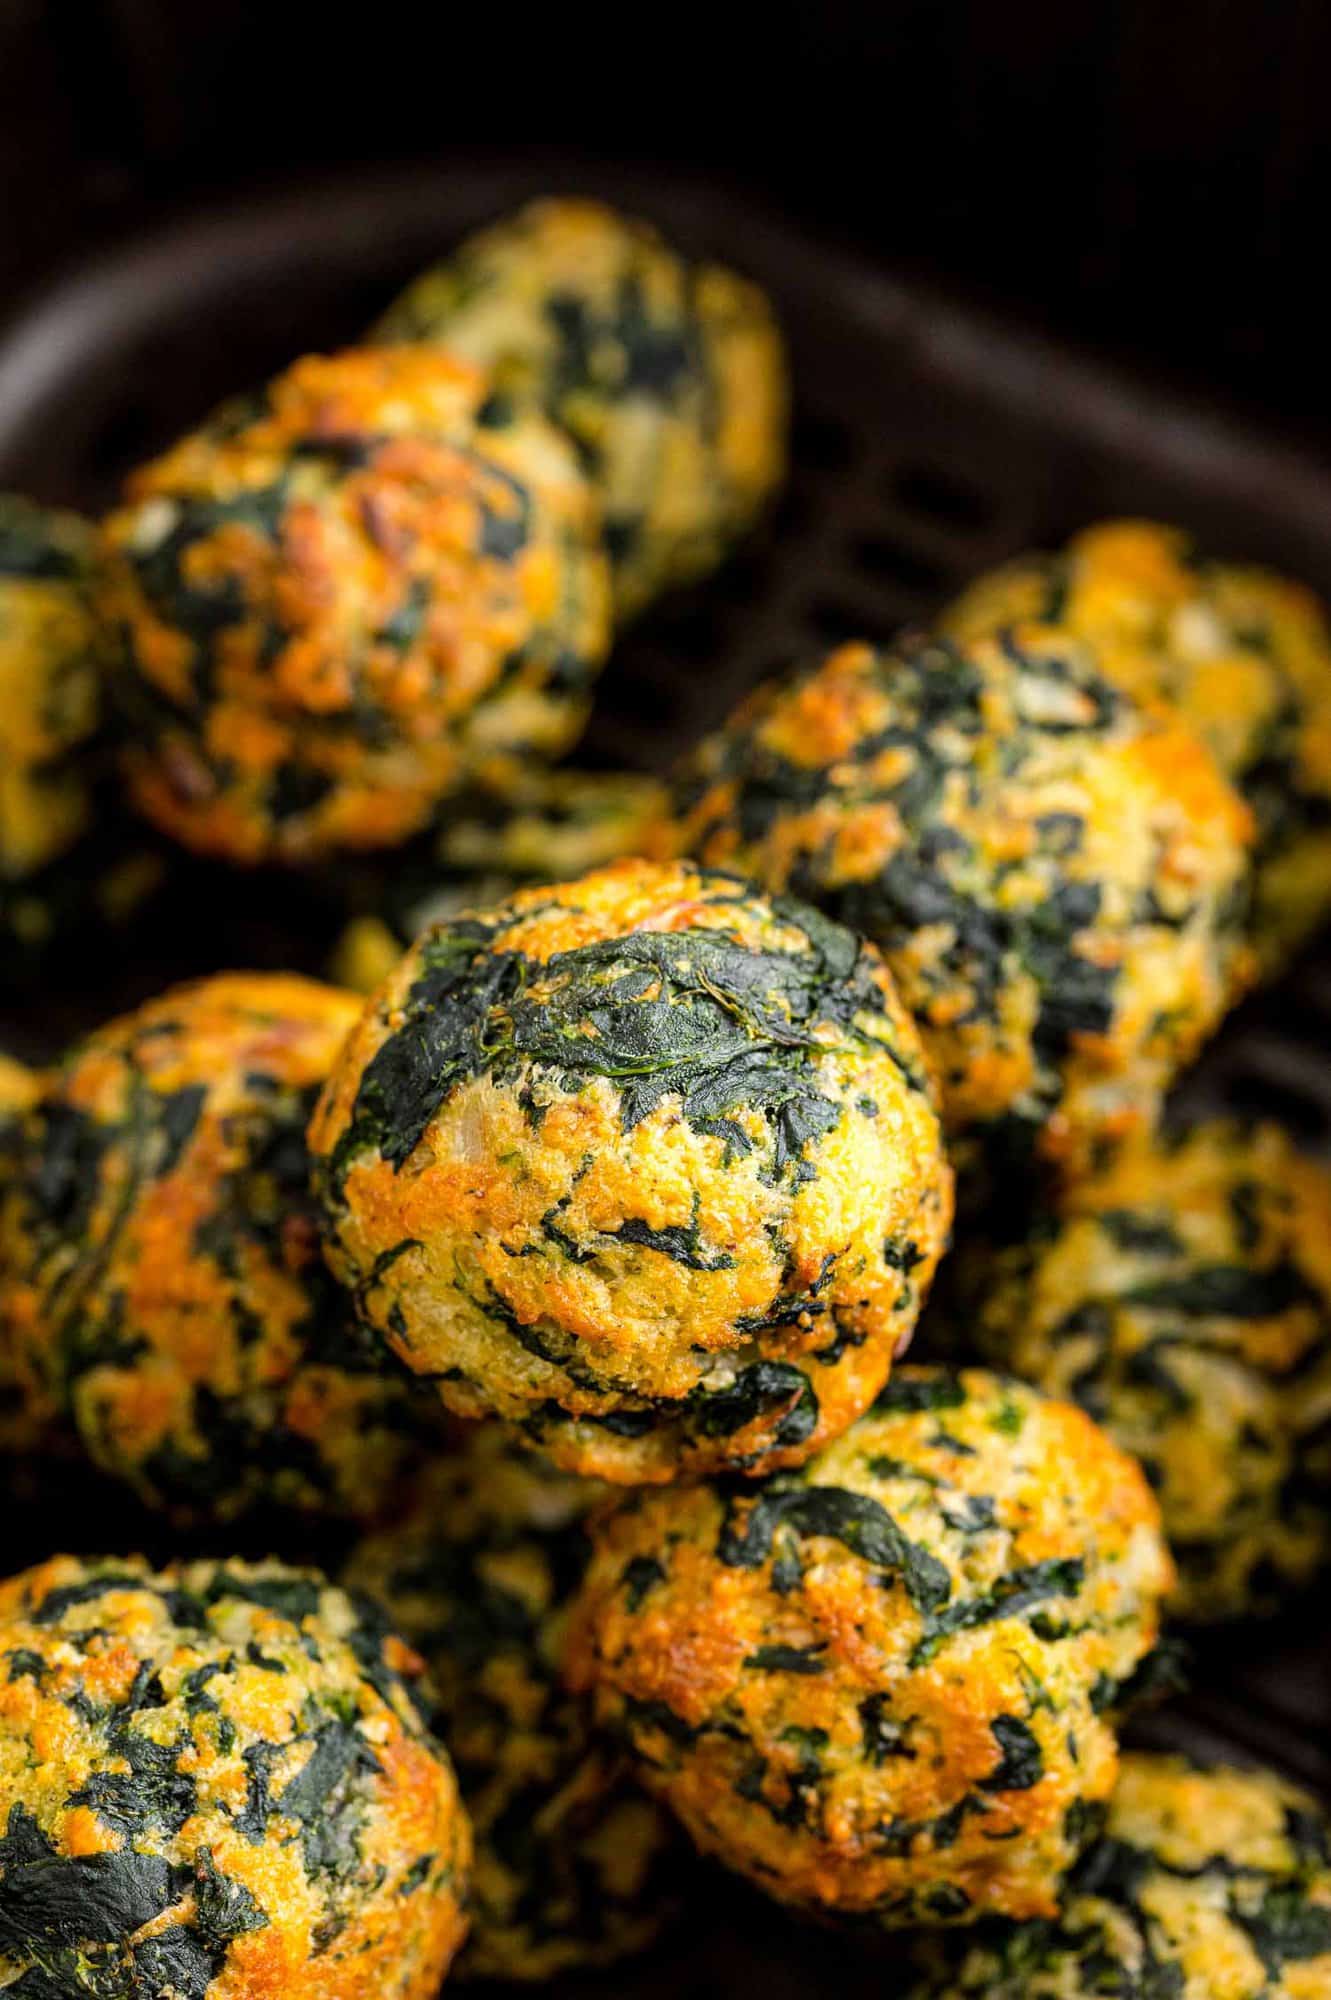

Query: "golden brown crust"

xmin=567 ymin=1366 xmax=1173 ymax=1928
xmin=0 ymin=1555 xmax=470 ymax=1999
xmin=375 ymin=198 xmax=788 ymax=621
xmin=0 ymin=972 xmax=443 ymax=1520
xmin=310 ymin=859 xmax=952 ymax=1482
xmin=101 ymin=346 xmax=611 ymax=864
xmin=670 ymin=630 xmax=1255 ymax=1188
xmin=945 ymin=519 xmax=1331 ymax=974
xmin=0 ymin=494 xmax=101 ymax=885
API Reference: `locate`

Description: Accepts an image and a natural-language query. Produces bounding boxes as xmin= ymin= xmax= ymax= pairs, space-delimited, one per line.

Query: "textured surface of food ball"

xmin=1 ymin=497 xmax=165 ymax=971
xmin=0 ymin=1555 xmax=470 ymax=1998
xmin=101 ymin=346 xmax=611 ymax=864
xmin=310 ymin=860 xmax=952 ymax=1482
xmin=671 ymin=632 xmax=1255 ymax=1186
xmin=945 ymin=520 xmax=1331 ymax=974
xmin=0 ymin=494 xmax=101 ymax=885
xmin=345 ymin=1424 xmax=675 ymax=1979
xmin=0 ymin=1056 xmax=50 ymax=1461
xmin=330 ymin=765 xmax=666 ymax=994
xmin=375 ymin=198 xmax=788 ymax=620
xmin=908 ymin=1751 xmax=1331 ymax=1998
xmin=0 ymin=972 xmax=442 ymax=1520
xmin=969 ymin=1120 xmax=1331 ymax=1622
xmin=566 ymin=1365 xmax=1173 ymax=1928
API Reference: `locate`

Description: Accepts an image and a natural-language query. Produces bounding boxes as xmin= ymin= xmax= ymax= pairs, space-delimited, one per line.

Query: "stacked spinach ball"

xmin=963 ymin=1118 xmax=1331 ymax=1623
xmin=374 ymin=197 xmax=788 ymax=623
xmin=1 ymin=496 xmax=163 ymax=970
xmin=0 ymin=972 xmax=445 ymax=1521
xmin=0 ymin=1556 xmax=470 ymax=1999
xmin=946 ymin=519 xmax=1331 ymax=975
xmin=100 ymin=348 xmax=613 ymax=866
xmin=3 ymin=188 xmax=1330 ymax=1997
xmin=566 ymin=1365 xmax=1173 ymax=1928
xmin=310 ymin=859 xmax=953 ymax=1482
xmin=668 ymin=628 xmax=1256 ymax=1190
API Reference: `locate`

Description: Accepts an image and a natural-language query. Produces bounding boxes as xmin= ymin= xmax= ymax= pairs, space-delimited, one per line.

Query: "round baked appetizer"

xmin=310 ymin=859 xmax=952 ymax=1482
xmin=0 ymin=972 xmax=442 ymax=1520
xmin=908 ymin=1751 xmax=1331 ymax=1997
xmin=330 ymin=764 xmax=666 ymax=995
xmin=670 ymin=631 xmax=1255 ymax=1188
xmin=0 ymin=1554 xmax=470 ymax=1998
xmin=344 ymin=1423 xmax=676 ymax=1979
xmin=1 ymin=495 xmax=101 ymax=879
xmin=375 ymin=197 xmax=788 ymax=620
xmin=0 ymin=1054 xmax=49 ymax=1462
xmin=968 ymin=1119 xmax=1331 ymax=1622
xmin=566 ymin=1365 xmax=1174 ymax=1928
xmin=100 ymin=345 xmax=611 ymax=864
xmin=945 ymin=519 xmax=1331 ymax=974
xmin=1 ymin=495 xmax=163 ymax=970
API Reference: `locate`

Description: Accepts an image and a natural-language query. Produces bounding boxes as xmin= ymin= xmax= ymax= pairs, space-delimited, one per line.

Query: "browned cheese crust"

xmin=311 ymin=859 xmax=952 ymax=1482
xmin=566 ymin=1366 xmax=1174 ymax=1928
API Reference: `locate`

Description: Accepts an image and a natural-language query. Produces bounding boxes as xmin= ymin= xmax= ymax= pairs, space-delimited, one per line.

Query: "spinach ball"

xmin=670 ymin=631 xmax=1255 ymax=1189
xmin=100 ymin=346 xmax=611 ymax=864
xmin=566 ymin=1366 xmax=1174 ymax=1929
xmin=0 ymin=1555 xmax=470 ymax=1998
xmin=968 ymin=1120 xmax=1331 ymax=1622
xmin=908 ymin=1751 xmax=1331 ymax=1997
xmin=375 ymin=198 xmax=788 ymax=621
xmin=310 ymin=859 xmax=952 ymax=1483
xmin=0 ymin=496 xmax=101 ymax=885
xmin=946 ymin=520 xmax=1331 ymax=975
xmin=0 ymin=972 xmax=443 ymax=1521
xmin=0 ymin=1055 xmax=52 ymax=1463
xmin=344 ymin=1423 xmax=676 ymax=1979
xmin=1 ymin=495 xmax=163 ymax=971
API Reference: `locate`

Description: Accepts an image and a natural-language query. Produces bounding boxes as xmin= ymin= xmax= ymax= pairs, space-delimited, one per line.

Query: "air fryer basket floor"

xmin=0 ymin=161 xmax=1327 ymax=1987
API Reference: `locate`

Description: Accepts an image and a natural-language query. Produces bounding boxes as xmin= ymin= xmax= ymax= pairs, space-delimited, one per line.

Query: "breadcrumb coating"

xmin=0 ymin=973 xmax=443 ymax=1520
xmin=311 ymin=859 xmax=951 ymax=1482
xmin=670 ymin=630 xmax=1255 ymax=1188
xmin=945 ymin=520 xmax=1331 ymax=974
xmin=566 ymin=1365 xmax=1173 ymax=1927
xmin=101 ymin=347 xmax=611 ymax=863
xmin=376 ymin=198 xmax=787 ymax=620
xmin=0 ymin=1555 xmax=470 ymax=1999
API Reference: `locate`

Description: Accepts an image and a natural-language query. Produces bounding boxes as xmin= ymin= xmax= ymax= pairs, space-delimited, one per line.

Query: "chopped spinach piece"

xmin=718 ymin=1481 xmax=951 ymax=1612
xmin=980 ymin=1716 xmax=1044 ymax=1792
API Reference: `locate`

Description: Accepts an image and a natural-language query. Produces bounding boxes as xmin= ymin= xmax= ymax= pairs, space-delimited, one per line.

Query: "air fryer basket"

xmin=0 ymin=161 xmax=1326 ymax=1990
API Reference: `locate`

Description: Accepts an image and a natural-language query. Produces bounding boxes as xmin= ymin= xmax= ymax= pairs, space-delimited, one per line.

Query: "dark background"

xmin=3 ymin=0 xmax=1330 ymax=442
